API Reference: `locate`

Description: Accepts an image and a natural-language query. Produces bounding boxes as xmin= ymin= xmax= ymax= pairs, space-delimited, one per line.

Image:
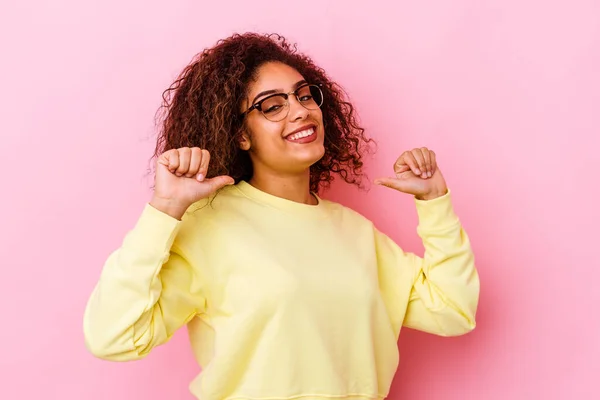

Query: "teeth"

xmin=288 ymin=128 xmax=314 ymax=140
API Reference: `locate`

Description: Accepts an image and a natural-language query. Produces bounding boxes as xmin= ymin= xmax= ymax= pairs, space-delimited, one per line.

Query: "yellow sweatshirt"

xmin=83 ymin=181 xmax=479 ymax=400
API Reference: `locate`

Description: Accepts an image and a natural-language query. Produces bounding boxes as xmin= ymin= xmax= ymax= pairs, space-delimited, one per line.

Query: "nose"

xmin=287 ymin=95 xmax=309 ymax=122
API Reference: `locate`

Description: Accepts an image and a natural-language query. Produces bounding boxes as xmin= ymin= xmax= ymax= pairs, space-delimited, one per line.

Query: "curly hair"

xmin=153 ymin=32 xmax=373 ymax=193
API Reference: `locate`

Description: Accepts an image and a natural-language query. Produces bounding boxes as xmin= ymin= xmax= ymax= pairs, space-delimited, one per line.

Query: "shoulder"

xmin=181 ymin=184 xmax=244 ymax=222
xmin=173 ymin=185 xmax=244 ymax=242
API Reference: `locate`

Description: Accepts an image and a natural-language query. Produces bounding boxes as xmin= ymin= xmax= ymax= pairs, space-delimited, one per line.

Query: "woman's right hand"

xmin=149 ymin=147 xmax=234 ymax=219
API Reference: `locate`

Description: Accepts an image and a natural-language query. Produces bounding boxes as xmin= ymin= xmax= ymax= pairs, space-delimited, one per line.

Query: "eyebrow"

xmin=251 ymin=80 xmax=307 ymax=105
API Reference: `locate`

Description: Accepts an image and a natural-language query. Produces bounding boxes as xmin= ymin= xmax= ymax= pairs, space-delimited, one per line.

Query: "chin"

xmin=282 ymin=129 xmax=325 ymax=169
xmin=297 ymin=143 xmax=325 ymax=167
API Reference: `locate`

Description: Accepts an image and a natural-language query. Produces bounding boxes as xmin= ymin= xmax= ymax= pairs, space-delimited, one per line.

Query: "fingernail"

xmin=427 ymin=172 xmax=432 ymax=178
xmin=197 ymin=174 xmax=204 ymax=181
xmin=414 ymin=169 xmax=421 ymax=175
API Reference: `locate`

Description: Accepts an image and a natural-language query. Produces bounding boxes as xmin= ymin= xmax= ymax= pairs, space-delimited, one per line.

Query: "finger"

xmin=157 ymin=153 xmax=169 ymax=167
xmin=164 ymin=149 xmax=180 ymax=173
xmin=204 ymin=175 xmax=235 ymax=191
xmin=374 ymin=176 xmax=419 ymax=195
xmin=176 ymin=147 xmax=191 ymax=176
xmin=393 ymin=157 xmax=411 ymax=174
xmin=197 ymin=150 xmax=210 ymax=181
xmin=186 ymin=147 xmax=202 ymax=178
xmin=402 ymin=151 xmax=422 ymax=176
xmin=420 ymin=147 xmax=432 ymax=178
xmin=374 ymin=177 xmax=402 ymax=190
xmin=430 ymin=150 xmax=437 ymax=174
xmin=411 ymin=148 xmax=427 ymax=178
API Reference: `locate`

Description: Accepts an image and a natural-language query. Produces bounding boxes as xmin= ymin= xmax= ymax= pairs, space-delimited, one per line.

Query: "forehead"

xmin=248 ymin=62 xmax=305 ymax=94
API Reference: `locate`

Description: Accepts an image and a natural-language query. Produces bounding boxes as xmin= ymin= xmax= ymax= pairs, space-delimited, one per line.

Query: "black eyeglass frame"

xmin=240 ymin=83 xmax=324 ymax=120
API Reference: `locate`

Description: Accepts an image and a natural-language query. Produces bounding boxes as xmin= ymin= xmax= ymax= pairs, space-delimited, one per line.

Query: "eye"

xmin=259 ymin=94 xmax=287 ymax=114
xmin=263 ymin=104 xmax=283 ymax=114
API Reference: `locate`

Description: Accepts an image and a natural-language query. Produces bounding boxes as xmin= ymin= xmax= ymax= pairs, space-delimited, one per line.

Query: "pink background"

xmin=1 ymin=1 xmax=598 ymax=399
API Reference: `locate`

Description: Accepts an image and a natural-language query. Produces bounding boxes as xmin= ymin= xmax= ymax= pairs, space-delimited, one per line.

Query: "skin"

xmin=374 ymin=148 xmax=448 ymax=201
xmin=238 ymin=62 xmax=326 ymax=206
xmin=149 ymin=62 xmax=448 ymax=220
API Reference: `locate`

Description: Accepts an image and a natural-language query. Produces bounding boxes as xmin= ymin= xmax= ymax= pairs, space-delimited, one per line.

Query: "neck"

xmin=249 ymin=169 xmax=317 ymax=205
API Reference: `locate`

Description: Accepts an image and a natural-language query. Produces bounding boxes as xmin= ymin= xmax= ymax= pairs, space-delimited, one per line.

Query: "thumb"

xmin=204 ymin=175 xmax=235 ymax=191
xmin=374 ymin=177 xmax=413 ymax=193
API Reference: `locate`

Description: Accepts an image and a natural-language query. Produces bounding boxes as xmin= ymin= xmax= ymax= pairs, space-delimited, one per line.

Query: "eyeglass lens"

xmin=259 ymin=85 xmax=323 ymax=121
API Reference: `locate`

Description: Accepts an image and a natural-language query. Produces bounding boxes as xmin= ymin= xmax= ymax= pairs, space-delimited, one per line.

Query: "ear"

xmin=238 ymin=130 xmax=251 ymax=151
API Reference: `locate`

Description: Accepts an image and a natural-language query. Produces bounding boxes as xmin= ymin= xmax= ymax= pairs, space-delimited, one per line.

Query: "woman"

xmin=83 ymin=32 xmax=479 ymax=400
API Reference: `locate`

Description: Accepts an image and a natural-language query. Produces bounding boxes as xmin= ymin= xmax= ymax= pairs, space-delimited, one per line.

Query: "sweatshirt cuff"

xmin=121 ymin=203 xmax=182 ymax=257
xmin=414 ymin=189 xmax=460 ymax=231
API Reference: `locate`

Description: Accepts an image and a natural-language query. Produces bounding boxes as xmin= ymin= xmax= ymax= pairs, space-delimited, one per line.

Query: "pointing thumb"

xmin=205 ymin=175 xmax=235 ymax=191
xmin=374 ymin=177 xmax=408 ymax=192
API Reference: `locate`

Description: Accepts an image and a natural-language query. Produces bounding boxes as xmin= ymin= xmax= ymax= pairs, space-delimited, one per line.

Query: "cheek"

xmin=312 ymin=109 xmax=324 ymax=127
xmin=314 ymin=114 xmax=325 ymax=137
xmin=249 ymin=120 xmax=285 ymax=150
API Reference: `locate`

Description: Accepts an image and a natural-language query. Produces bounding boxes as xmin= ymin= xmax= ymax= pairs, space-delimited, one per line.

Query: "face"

xmin=239 ymin=62 xmax=325 ymax=178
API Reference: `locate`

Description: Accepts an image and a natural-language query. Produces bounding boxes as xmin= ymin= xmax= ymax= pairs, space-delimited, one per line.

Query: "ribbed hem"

xmin=121 ymin=203 xmax=181 ymax=257
xmin=233 ymin=180 xmax=330 ymax=219
xmin=223 ymin=395 xmax=385 ymax=400
xmin=414 ymin=189 xmax=460 ymax=231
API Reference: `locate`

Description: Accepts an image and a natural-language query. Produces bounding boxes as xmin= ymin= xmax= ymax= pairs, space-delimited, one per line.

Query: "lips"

xmin=284 ymin=124 xmax=316 ymax=139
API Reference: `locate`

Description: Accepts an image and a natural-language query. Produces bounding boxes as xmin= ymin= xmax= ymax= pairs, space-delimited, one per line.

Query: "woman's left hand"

xmin=374 ymin=147 xmax=448 ymax=200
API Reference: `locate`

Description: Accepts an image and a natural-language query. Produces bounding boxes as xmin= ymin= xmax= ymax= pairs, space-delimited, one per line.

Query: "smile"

xmin=285 ymin=126 xmax=317 ymax=144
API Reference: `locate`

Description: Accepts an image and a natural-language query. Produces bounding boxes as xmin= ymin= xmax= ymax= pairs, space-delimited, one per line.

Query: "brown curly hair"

xmin=153 ymin=32 xmax=373 ymax=193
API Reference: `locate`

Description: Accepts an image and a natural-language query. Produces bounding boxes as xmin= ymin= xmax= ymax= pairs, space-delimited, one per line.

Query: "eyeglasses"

xmin=240 ymin=83 xmax=324 ymax=122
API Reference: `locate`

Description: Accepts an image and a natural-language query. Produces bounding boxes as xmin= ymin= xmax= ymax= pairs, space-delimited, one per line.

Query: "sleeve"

xmin=83 ymin=204 xmax=207 ymax=361
xmin=374 ymin=190 xmax=480 ymax=337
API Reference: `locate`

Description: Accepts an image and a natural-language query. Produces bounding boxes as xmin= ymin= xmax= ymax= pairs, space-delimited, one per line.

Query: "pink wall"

xmin=1 ymin=1 xmax=598 ymax=399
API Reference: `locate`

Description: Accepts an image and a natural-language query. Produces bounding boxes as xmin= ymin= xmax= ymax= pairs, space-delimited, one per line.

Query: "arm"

xmin=375 ymin=190 xmax=480 ymax=337
xmin=374 ymin=147 xmax=479 ymax=336
xmin=83 ymin=204 xmax=206 ymax=361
